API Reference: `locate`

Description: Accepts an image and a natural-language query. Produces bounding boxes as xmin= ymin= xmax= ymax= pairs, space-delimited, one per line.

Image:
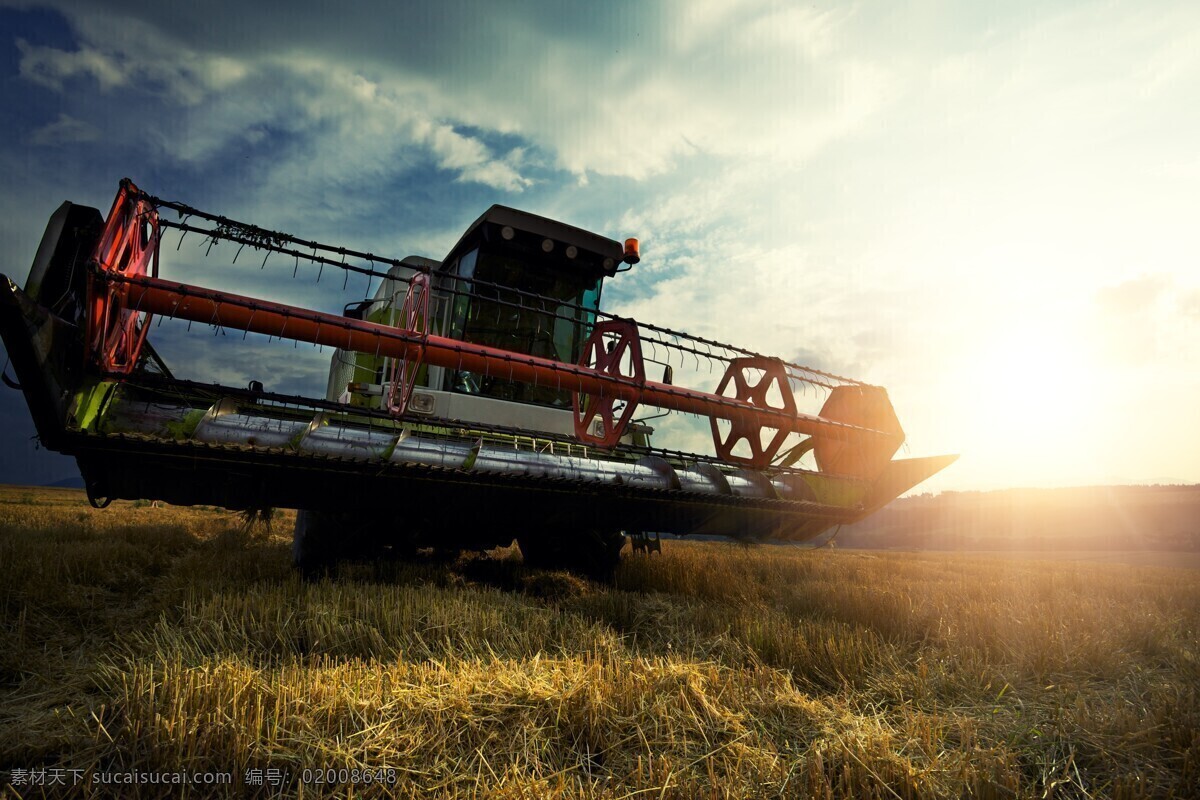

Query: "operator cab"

xmin=329 ymin=206 xmax=637 ymax=438
xmin=435 ymin=206 xmax=625 ymax=408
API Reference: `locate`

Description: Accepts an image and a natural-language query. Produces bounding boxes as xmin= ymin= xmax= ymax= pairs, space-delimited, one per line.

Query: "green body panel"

xmin=800 ymin=472 xmax=870 ymax=509
xmin=68 ymin=380 xmax=119 ymax=433
xmin=166 ymin=408 xmax=206 ymax=440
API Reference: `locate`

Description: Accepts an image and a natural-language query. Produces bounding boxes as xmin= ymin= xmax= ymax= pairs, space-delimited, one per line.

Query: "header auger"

xmin=0 ymin=179 xmax=956 ymax=576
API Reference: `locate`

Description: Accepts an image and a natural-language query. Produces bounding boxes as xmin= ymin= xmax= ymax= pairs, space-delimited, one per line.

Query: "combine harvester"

xmin=0 ymin=180 xmax=956 ymax=576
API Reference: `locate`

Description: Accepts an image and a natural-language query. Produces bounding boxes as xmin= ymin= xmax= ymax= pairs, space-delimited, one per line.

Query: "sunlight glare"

xmin=945 ymin=314 xmax=1107 ymax=476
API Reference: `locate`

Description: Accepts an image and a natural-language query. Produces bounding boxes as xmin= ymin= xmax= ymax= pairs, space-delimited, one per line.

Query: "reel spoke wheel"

xmin=386 ymin=272 xmax=430 ymax=415
xmin=710 ymin=357 xmax=796 ymax=469
xmin=572 ymin=319 xmax=644 ymax=448
xmin=86 ymin=179 xmax=159 ymax=374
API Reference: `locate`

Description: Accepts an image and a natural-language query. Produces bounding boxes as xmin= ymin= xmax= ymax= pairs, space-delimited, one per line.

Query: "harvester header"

xmin=0 ymin=179 xmax=955 ymax=575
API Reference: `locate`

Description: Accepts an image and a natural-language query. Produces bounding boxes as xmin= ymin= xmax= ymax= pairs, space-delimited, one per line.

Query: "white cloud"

xmin=28 ymin=112 xmax=100 ymax=145
xmin=1091 ymin=275 xmax=1200 ymax=369
xmin=16 ymin=22 xmax=532 ymax=194
xmin=423 ymin=122 xmax=531 ymax=192
xmin=17 ymin=20 xmax=246 ymax=105
xmin=17 ymin=37 xmax=126 ymax=91
xmin=22 ymin=0 xmax=890 ymax=183
xmin=476 ymin=2 xmax=888 ymax=180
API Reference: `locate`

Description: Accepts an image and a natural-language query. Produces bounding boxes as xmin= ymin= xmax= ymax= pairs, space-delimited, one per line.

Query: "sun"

xmin=941 ymin=312 xmax=1107 ymax=482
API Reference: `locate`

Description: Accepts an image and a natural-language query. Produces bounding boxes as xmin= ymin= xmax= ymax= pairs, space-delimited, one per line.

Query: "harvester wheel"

xmin=292 ymin=510 xmax=338 ymax=578
xmin=518 ymin=529 xmax=625 ymax=579
xmin=293 ymin=510 xmax=398 ymax=578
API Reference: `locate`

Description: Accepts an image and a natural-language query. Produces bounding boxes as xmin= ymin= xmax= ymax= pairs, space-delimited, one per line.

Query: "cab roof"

xmin=441 ymin=205 xmax=624 ymax=278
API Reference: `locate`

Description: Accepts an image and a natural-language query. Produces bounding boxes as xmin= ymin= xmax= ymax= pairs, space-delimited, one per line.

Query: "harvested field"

xmin=1 ymin=485 xmax=1197 ymax=798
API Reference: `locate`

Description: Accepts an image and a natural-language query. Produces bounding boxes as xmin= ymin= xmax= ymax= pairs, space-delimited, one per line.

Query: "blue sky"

xmin=1 ymin=1 xmax=1198 ymax=490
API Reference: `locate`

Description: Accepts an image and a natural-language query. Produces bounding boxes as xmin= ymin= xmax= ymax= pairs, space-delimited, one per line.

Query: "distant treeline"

xmin=841 ymin=484 xmax=1200 ymax=551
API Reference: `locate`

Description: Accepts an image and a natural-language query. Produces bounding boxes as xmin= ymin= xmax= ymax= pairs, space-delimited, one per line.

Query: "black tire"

xmin=518 ymin=528 xmax=625 ymax=579
xmin=293 ymin=510 xmax=409 ymax=578
xmin=292 ymin=510 xmax=343 ymax=579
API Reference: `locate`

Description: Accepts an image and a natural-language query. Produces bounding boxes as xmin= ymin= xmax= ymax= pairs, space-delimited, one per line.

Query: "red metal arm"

xmin=109 ymin=272 xmax=897 ymax=452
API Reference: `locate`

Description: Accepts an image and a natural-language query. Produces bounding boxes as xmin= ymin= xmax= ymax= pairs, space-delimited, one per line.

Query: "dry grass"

xmin=0 ymin=485 xmax=1197 ymax=798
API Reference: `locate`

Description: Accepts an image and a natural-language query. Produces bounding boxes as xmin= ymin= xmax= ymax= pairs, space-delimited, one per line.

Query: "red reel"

xmin=386 ymin=272 xmax=431 ymax=415
xmin=710 ymin=357 xmax=796 ymax=469
xmin=572 ymin=319 xmax=644 ymax=448
xmin=86 ymin=180 xmax=159 ymax=374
